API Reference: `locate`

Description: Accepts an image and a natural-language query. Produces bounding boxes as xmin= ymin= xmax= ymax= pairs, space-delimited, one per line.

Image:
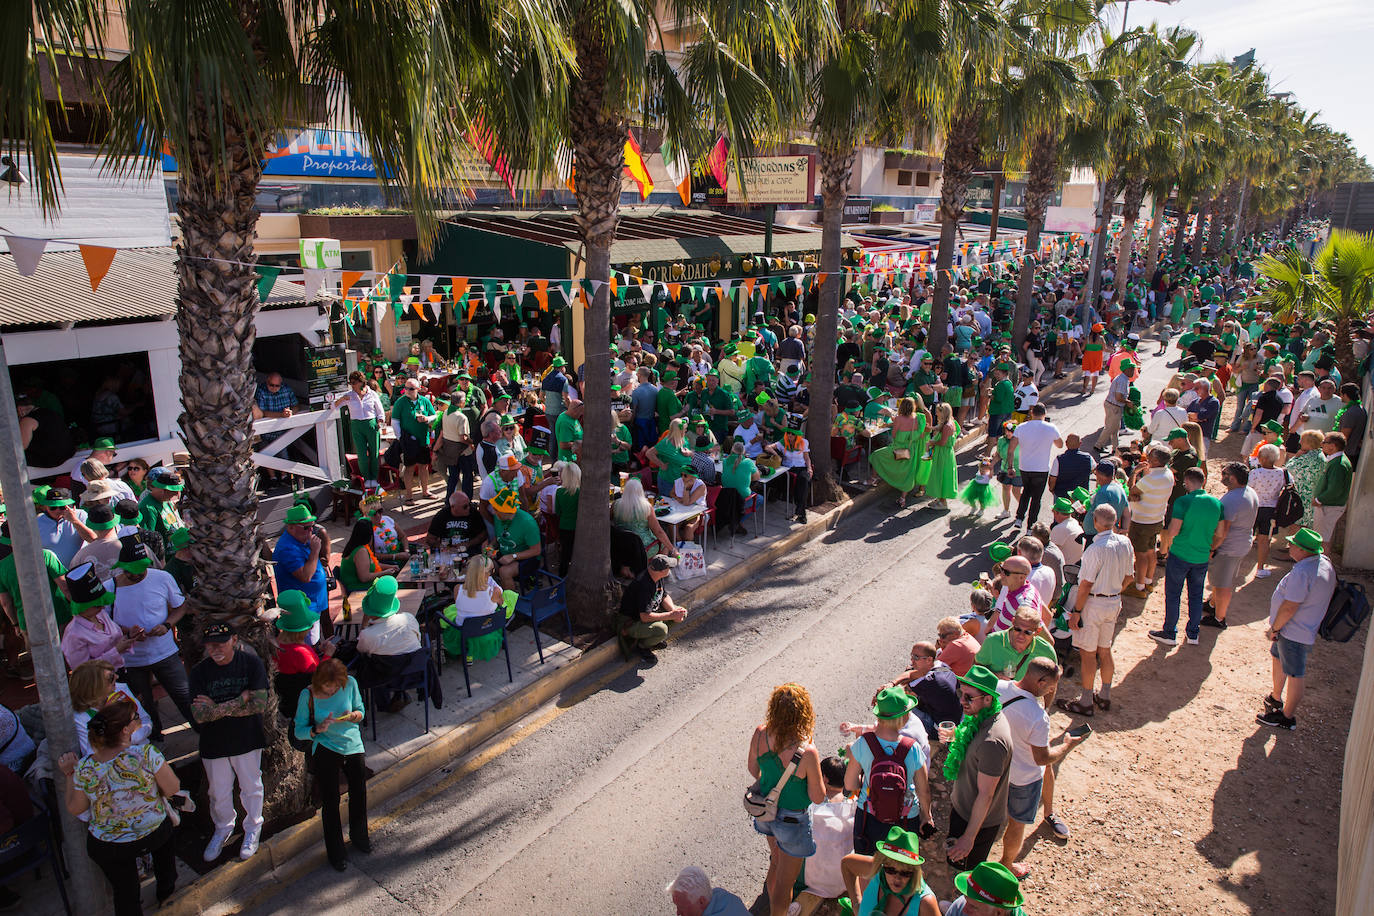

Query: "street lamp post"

xmin=0 ymin=338 xmax=103 ymax=909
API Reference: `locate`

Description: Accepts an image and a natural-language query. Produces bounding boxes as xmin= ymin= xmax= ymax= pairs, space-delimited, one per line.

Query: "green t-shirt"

xmin=720 ymin=456 xmax=758 ymax=498
xmin=554 ymin=411 xmax=583 ymax=461
xmin=743 ymin=356 xmax=774 ymax=393
xmin=990 ymin=378 xmax=1015 ymax=415
xmin=0 ymin=548 xmax=72 ymax=631
xmin=707 ymin=386 xmax=738 ymax=418
xmin=911 ymin=369 xmax=939 ymax=392
xmin=554 ymin=486 xmax=580 ymax=530
xmin=975 ymin=632 xmax=1057 ymax=680
xmin=494 ymin=509 xmax=542 ymax=556
xmin=612 ymin=424 xmax=632 ymax=467
xmin=655 ymin=388 xmax=683 ymax=435
xmin=1169 ymin=489 xmax=1224 ymax=564
xmin=654 ymin=439 xmax=692 ymax=481
xmin=393 ymin=394 xmax=437 ymax=439
xmin=138 ymin=493 xmax=182 ymax=539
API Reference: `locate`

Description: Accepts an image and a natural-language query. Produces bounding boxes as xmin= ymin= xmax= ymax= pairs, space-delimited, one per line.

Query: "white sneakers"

xmin=204 ymin=826 xmax=233 ymax=862
xmin=240 ymin=827 xmax=261 ymax=860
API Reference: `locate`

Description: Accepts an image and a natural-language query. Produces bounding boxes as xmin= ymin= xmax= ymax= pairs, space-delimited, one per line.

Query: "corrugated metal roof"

xmin=586 ymin=229 xmax=858 ymax=265
xmin=445 ymin=207 xmax=819 ymax=248
xmin=0 ymin=245 xmax=306 ymax=331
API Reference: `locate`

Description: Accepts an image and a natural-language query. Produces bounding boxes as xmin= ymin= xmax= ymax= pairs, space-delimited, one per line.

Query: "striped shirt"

xmin=1131 ymin=467 xmax=1174 ymax=525
xmin=990 ymin=583 xmax=1040 ymax=635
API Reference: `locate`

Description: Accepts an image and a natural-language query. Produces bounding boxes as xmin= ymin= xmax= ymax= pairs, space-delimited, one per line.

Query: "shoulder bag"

xmin=744 ymin=733 xmax=803 ymax=823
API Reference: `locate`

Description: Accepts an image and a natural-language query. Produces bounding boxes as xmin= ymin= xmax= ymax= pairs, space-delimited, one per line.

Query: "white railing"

xmin=29 ymin=406 xmax=346 ymax=485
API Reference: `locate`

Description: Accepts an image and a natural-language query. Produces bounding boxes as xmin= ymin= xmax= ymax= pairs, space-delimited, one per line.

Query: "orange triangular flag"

xmin=533 ymin=279 xmax=549 ymax=312
xmin=359 ymin=299 xmax=370 ymax=319
xmin=817 ymin=273 xmax=826 ymax=287
xmin=608 ymin=275 xmax=618 ymax=297
xmin=341 ymin=270 xmax=364 ymax=295
xmin=78 ymin=244 xmax=117 ymax=292
xmin=667 ymin=283 xmax=681 ymax=301
xmin=452 ymin=277 xmax=469 ymax=304
xmin=742 ymin=278 xmax=756 ymax=300
xmin=466 ymin=297 xmax=479 ymax=322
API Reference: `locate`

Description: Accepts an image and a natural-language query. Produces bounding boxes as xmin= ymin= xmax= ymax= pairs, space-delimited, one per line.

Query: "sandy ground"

xmin=970 ymin=394 xmax=1364 ymax=915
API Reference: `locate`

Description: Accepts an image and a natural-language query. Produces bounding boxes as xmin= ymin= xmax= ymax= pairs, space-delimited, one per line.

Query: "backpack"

xmin=862 ymin=733 xmax=914 ymax=823
xmin=1273 ymin=470 xmax=1304 ymax=529
xmin=1320 ymin=580 xmax=1371 ymax=643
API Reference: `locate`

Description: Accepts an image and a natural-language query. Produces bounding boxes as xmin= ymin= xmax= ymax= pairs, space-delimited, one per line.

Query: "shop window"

xmin=896 ymin=170 xmax=913 ymax=187
xmin=9 ymin=351 xmax=156 ymax=446
xmin=916 ymin=172 xmax=932 ymax=187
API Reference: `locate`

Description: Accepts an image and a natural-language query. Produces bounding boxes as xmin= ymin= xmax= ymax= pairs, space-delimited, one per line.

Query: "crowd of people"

xmin=0 ymin=217 xmax=1366 ymax=913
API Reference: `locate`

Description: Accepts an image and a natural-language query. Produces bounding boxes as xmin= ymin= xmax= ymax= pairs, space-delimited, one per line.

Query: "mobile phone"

xmin=1067 ymin=723 xmax=1093 ymax=739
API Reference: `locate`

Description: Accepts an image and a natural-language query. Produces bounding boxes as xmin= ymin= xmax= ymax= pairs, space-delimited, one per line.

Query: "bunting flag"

xmin=452 ymin=277 xmax=469 ymax=305
xmin=341 ymin=270 xmax=364 ymax=296
xmin=466 ymin=297 xmax=479 ymax=322
xmin=717 ymin=279 xmax=733 ymax=304
xmin=667 ymin=282 xmax=681 ymax=301
xmin=78 ymin=244 xmax=117 ymax=292
xmin=4 ymin=236 xmax=47 ymax=276
xmin=387 ymin=272 xmax=406 ymax=302
xmin=418 ymin=274 xmax=436 ymax=302
xmin=510 ymin=278 xmax=527 ymax=304
xmin=255 ymin=265 xmax=281 ymax=302
xmin=707 ymin=136 xmax=729 ymax=188
xmin=532 ymin=279 xmax=550 ymax=312
xmin=468 ymin=118 xmax=518 ymax=200
xmin=659 ymin=138 xmax=691 ymax=206
xmin=622 ymin=130 xmax=654 ymax=201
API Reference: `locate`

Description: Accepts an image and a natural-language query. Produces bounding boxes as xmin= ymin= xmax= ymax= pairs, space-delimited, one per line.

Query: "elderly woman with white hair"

xmin=79 ymin=458 xmax=137 ymax=504
xmin=667 ymin=865 xmax=751 ymax=916
xmin=611 ymin=478 xmax=676 ymax=576
xmin=1248 ymin=442 xmax=1289 ymax=578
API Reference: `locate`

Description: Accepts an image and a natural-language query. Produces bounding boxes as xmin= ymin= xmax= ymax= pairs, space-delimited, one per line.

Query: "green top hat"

xmin=362 ymin=575 xmax=400 ymax=618
xmin=954 ymin=861 xmax=1025 ymax=910
xmin=1118 ymin=358 xmax=1135 ymax=372
xmin=989 ymin=542 xmax=1013 ymax=563
xmin=690 ymin=414 xmax=708 ymax=426
xmin=84 ymin=505 xmax=118 ymax=532
xmin=274 ymin=590 xmax=320 ymax=632
xmin=284 ymin=504 xmax=317 ymax=525
xmin=1053 ymin=497 xmax=1074 ymax=515
xmin=166 ymin=527 xmax=194 ymax=553
xmin=1286 ymin=527 xmax=1323 ymax=554
xmin=736 ymin=410 xmax=753 ymax=422
xmin=114 ymin=535 xmax=154 ymax=574
xmin=1165 ymin=427 xmax=1189 ymax=441
xmin=1260 ymin=419 xmax=1285 ymax=435
xmin=867 ymin=387 xmax=886 ymax=399
xmin=875 ymin=826 xmax=924 ymax=867
xmin=871 ymin=685 xmax=917 ymax=720
xmin=550 ymin=356 xmax=568 ymax=368
xmin=956 ymin=664 xmax=999 ymax=698
xmin=65 ymin=562 xmax=114 ymax=612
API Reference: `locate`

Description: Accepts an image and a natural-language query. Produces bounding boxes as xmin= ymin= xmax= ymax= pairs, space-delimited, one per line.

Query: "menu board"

xmin=304 ymin=344 xmax=348 ymax=407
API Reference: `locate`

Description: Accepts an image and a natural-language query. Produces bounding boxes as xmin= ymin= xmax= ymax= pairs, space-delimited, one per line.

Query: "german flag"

xmin=623 ymin=129 xmax=654 ymax=200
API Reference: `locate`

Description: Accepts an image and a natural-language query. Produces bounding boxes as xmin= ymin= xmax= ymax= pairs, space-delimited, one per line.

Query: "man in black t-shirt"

xmin=893 ymin=641 xmax=961 ymax=739
xmin=617 ymin=554 xmax=686 ymax=660
xmin=425 ymin=491 xmax=489 ymax=553
xmin=190 ymin=623 xmax=270 ymax=862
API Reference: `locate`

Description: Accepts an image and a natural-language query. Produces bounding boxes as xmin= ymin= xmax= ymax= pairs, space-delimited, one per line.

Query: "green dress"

xmin=925 ymin=420 xmax=961 ymax=499
xmin=869 ymin=416 xmax=927 ymax=494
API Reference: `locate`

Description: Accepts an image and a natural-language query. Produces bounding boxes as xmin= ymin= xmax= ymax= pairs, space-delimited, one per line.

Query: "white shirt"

xmin=109 ymin=570 xmax=185 ymax=667
xmin=803 ymin=799 xmax=857 ymax=899
xmin=343 ymin=386 xmax=387 ymax=422
xmin=996 ymin=681 xmax=1051 ymax=787
xmin=1028 ymin=563 xmax=1057 ymax=607
xmin=781 ymin=438 xmax=810 ymax=469
xmin=1012 ymin=420 xmax=1062 ymax=473
xmin=733 ymin=424 xmax=764 ymax=458
xmin=1301 ymin=394 xmax=1342 ymax=432
xmin=357 ymin=612 xmax=422 ymax=656
xmin=1290 ymin=385 xmax=1317 ymax=426
xmin=1078 ymin=530 xmax=1136 ymax=594
xmin=1050 ymin=517 xmax=1085 ymax=566
xmin=1147 ymin=404 xmax=1189 ymax=441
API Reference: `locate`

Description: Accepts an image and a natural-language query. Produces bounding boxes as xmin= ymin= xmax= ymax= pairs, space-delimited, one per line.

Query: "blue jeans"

xmin=1229 ymin=384 xmax=1258 ymax=431
xmin=633 ymin=418 xmax=658 ymax=452
xmin=1163 ymin=554 xmax=1209 ymax=640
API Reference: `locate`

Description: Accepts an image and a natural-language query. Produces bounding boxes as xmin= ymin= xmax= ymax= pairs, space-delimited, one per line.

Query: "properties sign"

xmin=726 ymin=155 xmax=815 ymax=205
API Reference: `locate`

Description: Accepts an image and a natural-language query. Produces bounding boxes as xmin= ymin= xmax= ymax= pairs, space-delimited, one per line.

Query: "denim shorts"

xmin=753 ymin=807 xmax=816 ymax=857
xmin=1271 ymin=635 xmax=1312 ymax=678
xmin=1007 ymin=779 xmax=1044 ymax=825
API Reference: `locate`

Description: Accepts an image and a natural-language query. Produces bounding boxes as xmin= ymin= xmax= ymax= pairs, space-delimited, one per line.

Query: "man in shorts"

xmin=1126 ymin=445 xmax=1173 ymax=596
xmin=1258 ymin=528 xmax=1336 ymax=730
xmin=1058 ymin=505 xmax=1134 ymax=715
xmin=1201 ymin=463 xmax=1258 ymax=630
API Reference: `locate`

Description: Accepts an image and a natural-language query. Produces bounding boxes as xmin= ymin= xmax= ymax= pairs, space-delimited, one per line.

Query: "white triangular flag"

xmin=510 ymin=279 xmax=527 ymax=302
xmin=302 ymin=268 xmax=328 ymax=299
xmin=639 ymin=283 xmax=653 ymax=303
xmin=4 ymin=236 xmax=47 ymax=276
xmin=419 ymin=274 xmax=436 ymax=302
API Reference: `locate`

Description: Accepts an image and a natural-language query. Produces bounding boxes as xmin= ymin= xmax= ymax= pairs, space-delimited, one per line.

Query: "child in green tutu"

xmin=958 ymin=457 xmax=998 ymax=518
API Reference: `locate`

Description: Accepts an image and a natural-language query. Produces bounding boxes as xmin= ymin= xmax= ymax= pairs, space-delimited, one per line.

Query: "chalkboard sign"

xmin=304 ymin=344 xmax=348 ymax=407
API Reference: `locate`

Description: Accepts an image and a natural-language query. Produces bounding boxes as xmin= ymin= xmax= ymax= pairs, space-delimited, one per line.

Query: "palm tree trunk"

xmin=1230 ymin=178 xmax=1250 ymax=251
xmin=1171 ymin=203 xmax=1191 ymax=265
xmin=1335 ymin=318 xmax=1358 ymax=382
xmin=1113 ymin=177 xmax=1145 ymax=301
xmin=807 ymin=138 xmax=857 ymax=504
xmin=1013 ymin=130 xmax=1057 ymax=354
xmin=1191 ymin=195 xmax=1209 ymax=259
xmin=565 ymin=28 xmax=621 ymax=629
xmin=175 ymin=98 xmax=306 ymax=818
xmin=1142 ymin=196 xmax=1164 ymax=284
xmin=1086 ymin=174 xmax=1121 ymax=324
xmin=932 ymin=111 xmax=982 ymax=354
xmin=1207 ymin=186 xmax=1230 ymax=255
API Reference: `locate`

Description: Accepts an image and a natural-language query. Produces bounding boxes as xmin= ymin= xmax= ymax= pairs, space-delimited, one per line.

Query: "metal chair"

xmin=365 ymin=640 xmax=432 ymax=740
xmin=439 ymin=607 xmax=515 ymax=697
xmin=0 ymin=803 xmax=72 ymax=916
xmin=513 ymin=571 xmax=572 ymax=664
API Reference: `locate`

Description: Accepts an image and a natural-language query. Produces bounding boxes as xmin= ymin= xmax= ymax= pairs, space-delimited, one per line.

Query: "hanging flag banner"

xmin=622 ymin=130 xmax=654 ymax=201
xmin=78 ymin=244 xmax=117 ymax=292
xmin=255 ymin=265 xmax=282 ymax=302
xmin=4 ymin=236 xmax=47 ymax=276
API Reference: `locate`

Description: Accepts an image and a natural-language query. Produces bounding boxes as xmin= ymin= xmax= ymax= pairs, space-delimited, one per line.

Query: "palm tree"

xmin=558 ymin=0 xmax=811 ymax=626
xmin=9 ymin=0 xmax=567 ymax=810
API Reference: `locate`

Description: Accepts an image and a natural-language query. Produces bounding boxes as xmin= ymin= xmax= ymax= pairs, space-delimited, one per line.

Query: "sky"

xmin=1111 ymin=0 xmax=1374 ymax=163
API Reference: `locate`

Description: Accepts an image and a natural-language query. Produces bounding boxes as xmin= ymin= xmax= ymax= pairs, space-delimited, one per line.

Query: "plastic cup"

xmin=937 ymin=721 xmax=956 ymax=743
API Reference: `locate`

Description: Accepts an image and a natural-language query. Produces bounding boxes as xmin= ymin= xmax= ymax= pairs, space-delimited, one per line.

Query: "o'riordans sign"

xmin=725 ymin=155 xmax=815 ymax=205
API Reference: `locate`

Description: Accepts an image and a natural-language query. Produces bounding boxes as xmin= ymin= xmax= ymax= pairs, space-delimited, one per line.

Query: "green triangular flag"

xmin=387 ymin=272 xmax=406 ymax=302
xmin=391 ymin=302 xmax=404 ymax=324
xmin=483 ymin=279 xmax=504 ymax=304
xmin=255 ymin=265 xmax=282 ymax=302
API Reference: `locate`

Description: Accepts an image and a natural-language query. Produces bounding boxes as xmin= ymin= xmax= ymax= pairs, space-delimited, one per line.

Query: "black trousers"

xmin=946 ymin=808 xmax=1005 ymax=869
xmin=123 ymin=653 xmax=196 ymax=740
xmin=1017 ymin=470 xmax=1050 ymax=525
xmin=314 ymin=746 xmax=369 ymax=865
xmin=558 ymin=528 xmax=576 ymax=577
xmin=787 ymin=467 xmax=811 ymax=516
xmin=87 ymin=817 xmax=176 ymax=916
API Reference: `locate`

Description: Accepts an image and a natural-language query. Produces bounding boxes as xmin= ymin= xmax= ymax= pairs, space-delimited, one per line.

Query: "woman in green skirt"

xmin=868 ymin=397 xmax=929 ymax=507
xmin=924 ymin=402 xmax=961 ymax=508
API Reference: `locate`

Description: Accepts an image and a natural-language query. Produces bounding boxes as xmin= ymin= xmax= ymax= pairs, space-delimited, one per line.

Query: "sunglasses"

xmin=1011 ymin=626 xmax=1038 ymax=636
xmin=882 ymin=866 xmax=914 ymax=878
xmin=957 ymin=690 xmax=984 ymax=704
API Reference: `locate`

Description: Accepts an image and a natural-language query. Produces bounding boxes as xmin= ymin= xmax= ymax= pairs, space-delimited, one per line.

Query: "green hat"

xmin=1165 ymin=427 xmax=1189 ymax=441
xmin=284 ymin=504 xmax=317 ymax=525
xmin=65 ymin=562 xmax=114 ymax=612
xmin=662 ymin=369 xmax=678 ymax=381
xmin=690 ymin=414 xmax=708 ymax=426
xmin=114 ymin=535 xmax=154 ymax=574
xmin=954 ymin=861 xmax=1025 ymax=910
xmin=362 ymin=575 xmax=400 ymax=618
xmin=1118 ymin=358 xmax=1135 ymax=372
xmin=91 ymin=437 xmax=117 ymax=452
xmin=500 ymin=414 xmax=518 ymax=428
xmin=1053 ymin=497 xmax=1074 ymax=514
xmin=875 ymin=826 xmax=924 ymax=867
xmin=989 ymin=542 xmax=1013 ymax=563
xmin=736 ymin=410 xmax=753 ymax=421
xmin=490 ymin=486 xmax=521 ymax=515
xmin=756 ymin=392 xmax=771 ymax=406
xmin=871 ymin=685 xmax=917 ymax=719
xmin=550 ymin=356 xmax=568 ymax=368
xmin=867 ymin=386 xmax=886 ymax=399
xmin=1261 ymin=419 xmax=1285 ymax=435
xmin=166 ymin=527 xmax=193 ymax=552
xmin=274 ymin=590 xmax=320 ymax=632
xmin=1286 ymin=527 xmax=1323 ymax=554
xmin=1069 ymin=486 xmax=1091 ymax=505
xmin=957 ymin=664 xmax=1000 ymax=698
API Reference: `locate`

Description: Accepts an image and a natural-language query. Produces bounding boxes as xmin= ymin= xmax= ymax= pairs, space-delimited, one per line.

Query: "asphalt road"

xmin=240 ymin=343 xmax=1176 ymax=916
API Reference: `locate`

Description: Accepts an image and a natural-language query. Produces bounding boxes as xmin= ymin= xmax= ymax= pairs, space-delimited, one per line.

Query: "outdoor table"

xmin=712 ymin=459 xmax=789 ymax=530
xmin=857 ymin=422 xmax=891 ymax=465
xmin=655 ymin=503 xmax=707 ymax=558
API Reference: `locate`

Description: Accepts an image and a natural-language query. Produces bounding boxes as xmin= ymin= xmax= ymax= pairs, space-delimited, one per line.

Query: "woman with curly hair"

xmin=747 ymin=682 xmax=826 ymax=916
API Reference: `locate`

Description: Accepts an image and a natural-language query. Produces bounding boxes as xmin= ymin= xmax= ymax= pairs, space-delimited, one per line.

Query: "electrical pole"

xmin=0 ymin=339 xmax=103 ymax=909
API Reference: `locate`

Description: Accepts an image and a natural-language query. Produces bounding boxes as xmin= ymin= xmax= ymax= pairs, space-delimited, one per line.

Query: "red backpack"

xmin=863 ymin=733 xmax=914 ymax=823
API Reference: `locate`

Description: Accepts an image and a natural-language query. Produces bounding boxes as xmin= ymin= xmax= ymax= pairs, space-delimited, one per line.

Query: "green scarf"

xmin=943 ymin=698 xmax=1003 ymax=781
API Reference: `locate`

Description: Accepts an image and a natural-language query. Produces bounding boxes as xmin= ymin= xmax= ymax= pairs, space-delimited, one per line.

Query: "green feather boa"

xmin=942 ymin=698 xmax=1003 ymax=782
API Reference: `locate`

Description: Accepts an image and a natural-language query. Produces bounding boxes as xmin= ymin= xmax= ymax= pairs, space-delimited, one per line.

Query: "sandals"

xmin=1093 ymin=694 xmax=1112 ymax=712
xmin=1055 ymin=698 xmax=1094 ymax=716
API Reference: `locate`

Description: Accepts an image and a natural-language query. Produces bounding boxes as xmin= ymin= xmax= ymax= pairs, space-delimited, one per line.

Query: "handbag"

xmin=674 ymin=541 xmax=707 ymax=580
xmin=1273 ymin=469 xmax=1304 ymax=529
xmin=892 ymin=448 xmax=911 ymax=461
xmin=743 ymin=747 xmax=803 ymax=823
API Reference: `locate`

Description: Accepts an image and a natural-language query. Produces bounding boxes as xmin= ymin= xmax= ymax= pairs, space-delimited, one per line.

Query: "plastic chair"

xmin=0 ymin=808 xmax=72 ymax=916
xmin=443 ymin=605 xmax=515 ymax=697
xmin=366 ymin=641 xmax=432 ymax=740
xmin=736 ymin=491 xmax=764 ymax=540
xmin=513 ymin=571 xmax=572 ymax=664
